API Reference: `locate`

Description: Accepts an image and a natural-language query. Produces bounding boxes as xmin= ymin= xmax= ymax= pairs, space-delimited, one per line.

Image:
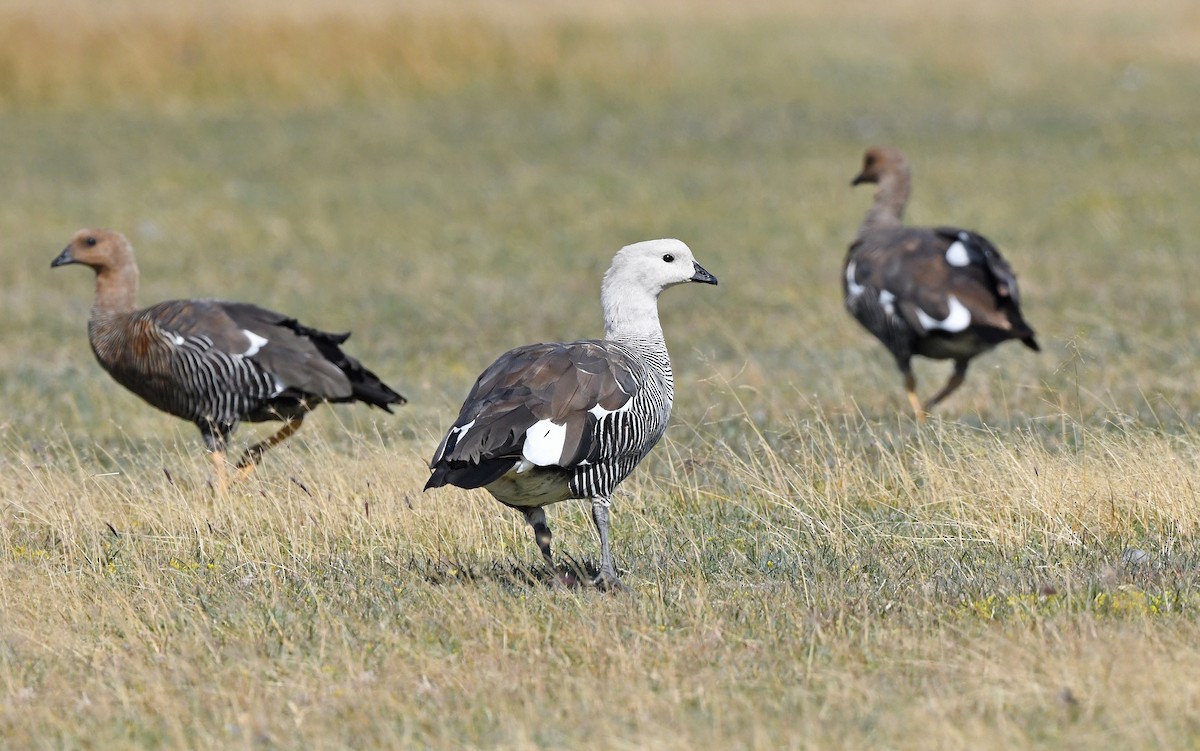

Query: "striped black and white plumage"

xmin=425 ymin=238 xmax=717 ymax=589
xmin=52 ymin=228 xmax=405 ymax=484
xmin=845 ymin=146 xmax=1039 ymax=419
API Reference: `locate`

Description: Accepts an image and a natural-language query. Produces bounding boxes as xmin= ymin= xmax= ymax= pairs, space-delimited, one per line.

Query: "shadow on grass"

xmin=407 ymin=553 xmax=608 ymax=592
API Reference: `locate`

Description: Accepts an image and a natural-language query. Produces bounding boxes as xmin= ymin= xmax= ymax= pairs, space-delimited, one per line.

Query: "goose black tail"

xmin=298 ymin=326 xmax=406 ymax=410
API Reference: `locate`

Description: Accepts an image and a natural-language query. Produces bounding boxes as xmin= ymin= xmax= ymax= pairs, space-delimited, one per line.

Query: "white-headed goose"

xmin=425 ymin=239 xmax=717 ymax=590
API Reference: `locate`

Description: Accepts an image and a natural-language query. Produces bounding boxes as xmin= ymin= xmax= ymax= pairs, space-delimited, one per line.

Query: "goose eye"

xmin=85 ymin=236 xmax=98 ymax=247
xmin=662 ymin=253 xmax=675 ymax=263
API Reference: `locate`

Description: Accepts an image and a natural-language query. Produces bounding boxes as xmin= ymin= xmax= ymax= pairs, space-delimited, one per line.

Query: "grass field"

xmin=3 ymin=0 xmax=1200 ymax=747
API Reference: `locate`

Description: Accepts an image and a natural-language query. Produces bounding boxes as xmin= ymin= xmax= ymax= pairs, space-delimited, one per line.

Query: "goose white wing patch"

xmin=878 ymin=289 xmax=897 ymax=317
xmin=431 ymin=419 xmax=476 ymax=464
xmin=522 ymin=419 xmax=567 ymax=467
xmin=845 ymin=261 xmax=865 ymax=299
xmin=242 ymin=330 xmax=269 ymax=356
xmin=452 ymin=419 xmax=476 ymax=442
xmin=588 ymin=399 xmax=633 ymax=419
xmin=945 ymin=241 xmax=971 ymax=267
xmin=915 ymin=295 xmax=972 ymax=333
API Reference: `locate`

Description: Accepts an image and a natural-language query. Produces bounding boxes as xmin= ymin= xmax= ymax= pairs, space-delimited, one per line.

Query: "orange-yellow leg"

xmin=235 ymin=417 xmax=304 ymax=475
xmin=924 ymin=361 xmax=969 ymax=413
xmin=210 ymin=450 xmax=231 ymax=494
xmin=903 ymin=370 xmax=926 ymax=423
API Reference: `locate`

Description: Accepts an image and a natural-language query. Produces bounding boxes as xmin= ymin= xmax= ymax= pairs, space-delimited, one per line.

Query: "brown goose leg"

xmin=924 ymin=360 xmax=969 ymax=412
xmin=903 ymin=369 xmax=926 ymax=423
xmin=236 ymin=416 xmax=304 ymax=473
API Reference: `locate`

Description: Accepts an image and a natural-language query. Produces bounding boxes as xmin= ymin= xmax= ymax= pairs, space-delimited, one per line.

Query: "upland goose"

xmin=845 ymin=146 xmax=1039 ymax=419
xmin=52 ymin=228 xmax=405 ymax=487
xmin=425 ymin=239 xmax=717 ymax=589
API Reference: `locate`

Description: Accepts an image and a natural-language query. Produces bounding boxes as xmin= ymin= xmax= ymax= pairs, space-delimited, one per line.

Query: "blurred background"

xmin=2 ymin=0 xmax=1199 ymax=451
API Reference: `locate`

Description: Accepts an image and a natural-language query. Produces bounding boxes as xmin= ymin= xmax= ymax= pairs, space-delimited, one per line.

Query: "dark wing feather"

xmin=90 ymin=300 xmax=286 ymax=426
xmin=426 ymin=340 xmax=639 ymax=489
xmin=206 ymin=302 xmax=351 ymax=399
xmin=931 ymin=227 xmax=1039 ymax=348
xmin=848 ymin=227 xmax=1036 ymax=344
xmin=933 ymin=227 xmax=1022 ymax=302
xmin=153 ymin=300 xmax=404 ymax=409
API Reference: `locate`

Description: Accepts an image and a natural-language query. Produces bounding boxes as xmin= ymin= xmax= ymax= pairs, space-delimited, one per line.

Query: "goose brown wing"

xmin=929 ymin=227 xmax=1037 ymax=340
xmin=146 ymin=300 xmax=405 ymax=409
xmin=97 ymin=300 xmax=289 ymax=424
xmin=426 ymin=340 xmax=640 ymax=489
xmin=932 ymin=227 xmax=1024 ymax=301
xmin=204 ymin=302 xmax=353 ymax=399
xmin=850 ymin=227 xmax=1024 ymax=335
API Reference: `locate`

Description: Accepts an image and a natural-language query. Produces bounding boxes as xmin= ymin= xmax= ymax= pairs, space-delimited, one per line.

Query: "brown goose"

xmin=845 ymin=147 xmax=1039 ymax=419
xmin=52 ymin=228 xmax=405 ymax=486
xmin=425 ymin=239 xmax=717 ymax=589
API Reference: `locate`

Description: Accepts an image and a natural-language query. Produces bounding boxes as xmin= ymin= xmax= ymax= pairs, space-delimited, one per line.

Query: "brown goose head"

xmin=52 ymin=228 xmax=140 ymax=314
xmin=851 ymin=146 xmax=910 ymax=186
xmin=52 ymin=228 xmax=135 ymax=271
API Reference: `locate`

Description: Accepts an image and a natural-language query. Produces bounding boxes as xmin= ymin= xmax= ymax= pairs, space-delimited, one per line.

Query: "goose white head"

xmin=601 ymin=238 xmax=717 ymax=342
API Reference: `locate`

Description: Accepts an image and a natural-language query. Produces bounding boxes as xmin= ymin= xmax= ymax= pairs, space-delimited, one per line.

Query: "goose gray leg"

xmin=522 ymin=506 xmax=555 ymax=569
xmin=924 ymin=359 xmax=969 ymax=412
xmin=591 ymin=497 xmax=622 ymax=591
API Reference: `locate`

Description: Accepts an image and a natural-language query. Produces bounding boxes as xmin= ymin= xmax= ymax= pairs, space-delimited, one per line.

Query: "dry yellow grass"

xmin=2 ymin=0 xmax=1197 ymax=110
xmin=5 ymin=414 xmax=1200 ymax=747
xmin=4 ymin=0 xmax=1200 ymax=747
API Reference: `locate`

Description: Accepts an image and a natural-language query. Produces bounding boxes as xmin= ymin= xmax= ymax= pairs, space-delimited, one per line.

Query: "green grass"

xmin=4 ymin=0 xmax=1200 ymax=747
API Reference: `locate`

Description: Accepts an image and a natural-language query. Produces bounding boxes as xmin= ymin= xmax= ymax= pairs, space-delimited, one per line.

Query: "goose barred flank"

xmin=425 ymin=238 xmax=717 ymax=590
xmin=845 ymin=146 xmax=1039 ymax=419
xmin=569 ymin=341 xmax=672 ymax=499
xmin=52 ymin=228 xmax=405 ymax=486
